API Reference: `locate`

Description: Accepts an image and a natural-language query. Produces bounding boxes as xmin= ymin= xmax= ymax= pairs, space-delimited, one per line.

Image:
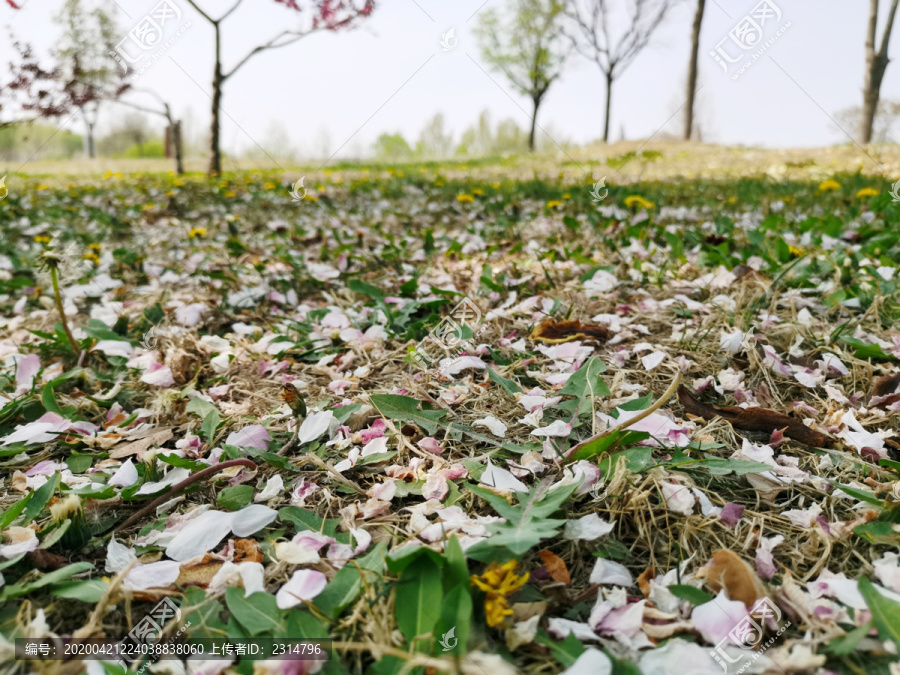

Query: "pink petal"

xmin=225 ymin=425 xmax=271 ymax=451
xmin=15 ymin=354 xmax=41 ymax=394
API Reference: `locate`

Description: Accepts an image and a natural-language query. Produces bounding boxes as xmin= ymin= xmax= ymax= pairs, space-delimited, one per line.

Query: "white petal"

xmin=297 ymin=410 xmax=334 ymax=444
xmin=275 ymin=570 xmax=328 ymax=609
xmin=473 ymin=415 xmax=508 ymax=438
xmin=562 ymin=648 xmax=612 ymax=675
xmin=105 ymin=538 xmax=137 ymax=573
xmin=231 ymin=505 xmax=278 ymax=537
xmin=564 ymin=513 xmax=615 ymax=541
xmin=109 ymin=459 xmax=139 ymax=487
xmin=165 ymin=510 xmax=236 ymax=562
xmin=124 ymin=561 xmax=181 ymax=590
xmin=254 ymin=475 xmax=284 ymax=502
xmin=479 ymin=459 xmax=528 ymax=493
xmin=590 ymin=558 xmax=633 ymax=586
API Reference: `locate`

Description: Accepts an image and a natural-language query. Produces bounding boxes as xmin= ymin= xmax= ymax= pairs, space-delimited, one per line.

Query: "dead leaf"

xmin=677 ymin=386 xmax=832 ymax=448
xmin=637 ymin=565 xmax=656 ymax=599
xmin=538 ymin=550 xmax=570 ymax=585
xmin=706 ymin=550 xmax=766 ymax=610
xmin=530 ymin=319 xmax=609 ymax=344
xmin=175 ymin=554 xmax=223 ymax=588
xmin=233 ymin=538 xmax=263 ymax=563
xmin=110 ymin=427 xmax=174 ymax=459
xmin=511 ymin=602 xmax=547 ymax=623
xmin=871 ymin=373 xmax=900 ymax=409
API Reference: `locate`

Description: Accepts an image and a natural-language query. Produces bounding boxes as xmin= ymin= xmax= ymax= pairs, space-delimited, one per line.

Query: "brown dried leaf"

xmin=637 ymin=565 xmax=656 ymax=599
xmin=175 ymin=554 xmax=223 ymax=588
xmin=530 ymin=319 xmax=609 ymax=344
xmin=538 ymin=550 xmax=570 ymax=586
xmin=110 ymin=427 xmax=174 ymax=459
xmin=234 ymin=538 xmax=263 ymax=563
xmin=871 ymin=373 xmax=900 ymax=409
xmin=706 ymin=550 xmax=766 ymax=610
xmin=677 ymin=386 xmax=832 ymax=448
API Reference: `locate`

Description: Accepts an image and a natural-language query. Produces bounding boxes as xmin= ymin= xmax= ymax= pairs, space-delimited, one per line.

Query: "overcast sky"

xmin=2 ymin=0 xmax=898 ymax=160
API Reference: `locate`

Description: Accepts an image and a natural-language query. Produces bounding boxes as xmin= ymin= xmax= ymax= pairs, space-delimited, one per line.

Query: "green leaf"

xmin=348 ymin=279 xmax=385 ymax=302
xmin=41 ymin=384 xmax=61 ymax=415
xmin=841 ymin=337 xmax=894 ymax=361
xmin=854 ymin=521 xmax=900 ymax=546
xmin=201 ymin=410 xmax=221 ymax=445
xmin=157 ymin=453 xmax=206 ymax=471
xmin=395 ymin=556 xmax=442 ymax=649
xmin=827 ymin=620 xmax=875 ymax=655
xmin=573 ymin=431 xmax=621 ymax=461
xmin=535 ymin=630 xmax=585 ymax=667
xmin=52 ymin=579 xmax=109 ymax=603
xmin=21 ymin=471 xmax=60 ymax=525
xmin=859 ymin=577 xmax=900 ymax=647
xmin=443 ymin=535 xmax=469 ymax=591
xmin=225 ymin=588 xmax=284 ymax=636
xmin=558 ymin=357 xmax=610 ymax=399
xmin=0 ymin=493 xmax=33 ymax=531
xmin=315 ymin=542 xmax=386 ymax=619
xmin=0 ymin=562 xmax=93 ymax=601
xmin=435 ymin=583 xmax=472 ymax=657
xmin=65 ymin=453 xmax=93 ymax=474
xmin=668 ymin=585 xmax=714 ymax=606
xmin=369 ymin=394 xmax=447 ymax=435
xmin=831 ymin=482 xmax=884 ymax=507
xmin=386 ymin=544 xmax=446 ymax=575
xmin=487 ymin=367 xmax=522 ymax=395
xmin=218 ymin=485 xmax=254 ymax=511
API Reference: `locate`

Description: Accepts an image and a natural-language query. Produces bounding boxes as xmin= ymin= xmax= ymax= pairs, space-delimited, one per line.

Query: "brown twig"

xmin=112 ymin=458 xmax=257 ymax=533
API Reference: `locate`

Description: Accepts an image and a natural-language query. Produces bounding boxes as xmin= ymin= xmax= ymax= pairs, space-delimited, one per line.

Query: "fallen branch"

xmin=569 ymin=370 xmax=683 ymax=457
xmin=112 ymin=458 xmax=257 ymax=533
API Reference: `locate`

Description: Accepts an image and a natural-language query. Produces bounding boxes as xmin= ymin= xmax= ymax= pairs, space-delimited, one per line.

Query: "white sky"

xmin=2 ymin=0 xmax=898 ymax=160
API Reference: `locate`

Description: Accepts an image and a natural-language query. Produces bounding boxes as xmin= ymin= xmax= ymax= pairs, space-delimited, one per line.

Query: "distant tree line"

xmin=2 ymin=0 xmax=900 ymax=171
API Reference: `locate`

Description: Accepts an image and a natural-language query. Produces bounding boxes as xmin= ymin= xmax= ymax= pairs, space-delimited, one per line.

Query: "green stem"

xmin=50 ymin=266 xmax=80 ymax=354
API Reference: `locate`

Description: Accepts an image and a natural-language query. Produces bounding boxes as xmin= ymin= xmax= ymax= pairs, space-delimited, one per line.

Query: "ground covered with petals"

xmin=1 ymin=164 xmax=899 ymax=674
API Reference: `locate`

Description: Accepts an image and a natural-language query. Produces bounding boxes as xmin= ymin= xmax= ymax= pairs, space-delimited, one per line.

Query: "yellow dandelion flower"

xmin=457 ymin=193 xmax=475 ymax=204
xmin=562 ymin=193 xmax=572 ymax=200
xmin=103 ymin=170 xmax=113 ymax=179
xmin=88 ymin=243 xmax=101 ymax=253
xmin=264 ymin=182 xmax=276 ymax=191
xmin=471 ymin=560 xmax=530 ymax=628
xmin=818 ymin=179 xmax=841 ymax=192
xmin=223 ymin=190 xmax=236 ymax=198
xmin=856 ymin=187 xmax=879 ymax=198
xmin=82 ymin=252 xmax=100 ymax=265
xmin=624 ymin=195 xmax=655 ymax=210
xmin=472 ymin=188 xmax=484 ymax=196
xmin=114 ymin=172 xmax=122 ymax=179
xmin=303 ymin=193 xmax=318 ymax=202
xmin=545 ymin=200 xmax=563 ymax=209
xmin=36 ymin=184 xmax=49 ymax=191
xmin=788 ymin=244 xmax=804 ymax=257
xmin=141 ymin=203 xmax=154 ymax=212
xmin=188 ymin=227 xmax=207 ymax=239
xmin=33 ymin=235 xmax=52 ymax=245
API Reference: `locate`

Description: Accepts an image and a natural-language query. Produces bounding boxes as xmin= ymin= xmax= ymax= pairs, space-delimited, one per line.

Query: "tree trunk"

xmin=85 ymin=120 xmax=95 ymax=158
xmin=209 ymin=25 xmax=223 ymax=175
xmin=528 ymin=96 xmax=539 ymax=151
xmin=173 ymin=120 xmax=184 ymax=175
xmin=603 ymin=71 xmax=613 ymax=143
xmin=684 ymin=0 xmax=706 ymax=140
xmin=861 ymin=0 xmax=900 ymax=144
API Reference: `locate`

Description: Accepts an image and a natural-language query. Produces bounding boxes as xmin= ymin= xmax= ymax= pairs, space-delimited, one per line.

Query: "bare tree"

xmin=683 ymin=0 xmax=705 ymax=140
xmin=474 ymin=0 xmax=570 ymax=152
xmin=566 ymin=0 xmax=674 ymax=142
xmin=115 ymin=89 xmax=184 ymax=174
xmin=861 ymin=0 xmax=900 ymax=144
xmin=53 ymin=0 xmax=128 ymax=158
xmin=184 ymin=0 xmax=375 ymax=175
